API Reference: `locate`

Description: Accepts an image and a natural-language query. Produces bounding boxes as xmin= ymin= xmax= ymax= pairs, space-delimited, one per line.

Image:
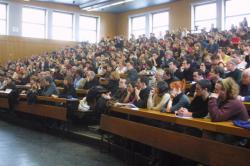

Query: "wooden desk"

xmin=110 ymin=106 xmax=250 ymax=139
xmin=101 ymin=114 xmax=250 ymax=166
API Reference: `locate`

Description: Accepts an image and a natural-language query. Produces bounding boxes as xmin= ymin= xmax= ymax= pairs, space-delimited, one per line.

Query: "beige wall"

xmin=0 ymin=35 xmax=78 ymax=64
xmin=116 ymin=0 xmax=201 ymax=37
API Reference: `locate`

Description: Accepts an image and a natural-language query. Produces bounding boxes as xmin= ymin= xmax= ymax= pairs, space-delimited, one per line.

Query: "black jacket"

xmin=189 ymin=96 xmax=209 ymax=118
xmin=133 ymin=87 xmax=150 ymax=108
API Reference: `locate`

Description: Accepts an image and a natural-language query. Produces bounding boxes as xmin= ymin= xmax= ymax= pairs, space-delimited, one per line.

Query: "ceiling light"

xmin=83 ymin=0 xmax=134 ymax=11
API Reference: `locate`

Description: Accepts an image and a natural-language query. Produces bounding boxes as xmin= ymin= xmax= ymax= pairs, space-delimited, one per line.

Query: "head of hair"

xmin=217 ymin=77 xmax=239 ymax=99
xmin=213 ymin=66 xmax=225 ymax=78
xmin=157 ymin=81 xmax=169 ymax=96
xmin=111 ymin=71 xmax=120 ymax=80
xmin=170 ymin=81 xmax=185 ymax=91
xmin=139 ymin=76 xmax=149 ymax=86
xmin=197 ymin=79 xmax=211 ymax=92
xmin=165 ymin=68 xmax=174 ymax=77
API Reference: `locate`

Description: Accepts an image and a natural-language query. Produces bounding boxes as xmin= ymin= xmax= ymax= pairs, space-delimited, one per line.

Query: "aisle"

xmin=0 ymin=120 xmax=124 ymax=166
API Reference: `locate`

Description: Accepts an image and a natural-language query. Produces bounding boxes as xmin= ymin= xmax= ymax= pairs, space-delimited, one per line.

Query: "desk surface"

xmin=110 ymin=106 xmax=250 ymax=138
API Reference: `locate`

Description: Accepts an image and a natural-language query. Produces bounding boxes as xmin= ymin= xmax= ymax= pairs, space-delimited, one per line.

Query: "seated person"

xmin=210 ymin=66 xmax=225 ymax=91
xmin=163 ymin=68 xmax=179 ymax=86
xmin=83 ymin=70 xmax=99 ymax=90
xmin=40 ymin=76 xmax=59 ymax=97
xmin=208 ymin=77 xmax=249 ymax=122
xmin=74 ymin=69 xmax=85 ymax=89
xmin=161 ymin=81 xmax=190 ymax=113
xmin=177 ymin=79 xmax=211 ymax=118
xmin=59 ymin=76 xmax=77 ymax=99
xmin=112 ymin=78 xmax=128 ymax=102
xmin=225 ymin=58 xmax=242 ymax=85
xmin=147 ymin=81 xmax=170 ymax=111
xmin=106 ymin=71 xmax=120 ymax=96
xmin=126 ymin=61 xmax=138 ymax=84
xmin=133 ymin=76 xmax=151 ymax=108
xmin=238 ymin=68 xmax=250 ymax=102
xmin=186 ymin=69 xmax=203 ymax=97
xmin=123 ymin=80 xmax=136 ymax=103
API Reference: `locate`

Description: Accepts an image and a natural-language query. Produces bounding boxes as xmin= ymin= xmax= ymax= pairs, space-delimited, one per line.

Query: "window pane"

xmin=195 ymin=20 xmax=216 ymax=31
xmin=225 ymin=15 xmax=250 ymax=30
xmin=53 ymin=12 xmax=72 ymax=27
xmin=22 ymin=7 xmax=45 ymax=38
xmin=153 ymin=12 xmax=169 ymax=27
xmin=0 ymin=4 xmax=6 ymax=19
xmin=226 ymin=0 xmax=250 ymax=17
xmin=22 ymin=23 xmax=45 ymax=38
xmin=0 ymin=20 xmax=6 ymax=35
xmin=153 ymin=26 xmax=168 ymax=37
xmin=22 ymin=7 xmax=45 ymax=24
xmin=52 ymin=27 xmax=72 ymax=41
xmin=195 ymin=3 xmax=216 ymax=21
xmin=132 ymin=29 xmax=146 ymax=38
xmin=79 ymin=30 xmax=97 ymax=43
xmin=132 ymin=16 xmax=146 ymax=30
xmin=79 ymin=16 xmax=97 ymax=30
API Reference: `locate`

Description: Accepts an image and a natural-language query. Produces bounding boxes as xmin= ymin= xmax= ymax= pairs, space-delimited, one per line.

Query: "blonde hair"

xmin=111 ymin=71 xmax=120 ymax=80
xmin=218 ymin=77 xmax=239 ymax=99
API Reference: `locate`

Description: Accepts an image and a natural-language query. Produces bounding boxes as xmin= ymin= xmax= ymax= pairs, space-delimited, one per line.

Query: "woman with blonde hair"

xmin=208 ymin=77 xmax=249 ymax=122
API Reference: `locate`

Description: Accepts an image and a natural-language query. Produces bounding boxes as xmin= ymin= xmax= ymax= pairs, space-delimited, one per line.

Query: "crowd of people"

xmin=0 ymin=18 xmax=250 ymax=124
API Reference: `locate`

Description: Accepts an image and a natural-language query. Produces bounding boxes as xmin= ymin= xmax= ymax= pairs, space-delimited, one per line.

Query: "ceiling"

xmin=34 ymin=0 xmax=177 ymax=13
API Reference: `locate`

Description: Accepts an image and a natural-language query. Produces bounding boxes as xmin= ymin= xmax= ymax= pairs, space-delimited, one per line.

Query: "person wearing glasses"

xmin=177 ymin=79 xmax=211 ymax=118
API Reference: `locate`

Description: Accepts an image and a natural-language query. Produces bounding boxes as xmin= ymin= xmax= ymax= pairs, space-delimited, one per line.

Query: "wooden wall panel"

xmin=0 ymin=35 xmax=78 ymax=64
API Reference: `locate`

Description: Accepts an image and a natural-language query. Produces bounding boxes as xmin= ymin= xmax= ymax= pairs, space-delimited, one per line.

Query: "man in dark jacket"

xmin=225 ymin=58 xmax=242 ymax=85
xmin=133 ymin=76 xmax=150 ymax=108
xmin=126 ymin=61 xmax=138 ymax=84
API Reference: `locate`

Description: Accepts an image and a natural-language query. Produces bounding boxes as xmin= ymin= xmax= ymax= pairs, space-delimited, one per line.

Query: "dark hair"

xmin=213 ymin=66 xmax=225 ymax=78
xmin=193 ymin=69 xmax=203 ymax=76
xmin=165 ymin=68 xmax=174 ymax=77
xmin=139 ymin=76 xmax=149 ymax=86
xmin=197 ymin=79 xmax=211 ymax=92
xmin=157 ymin=81 xmax=169 ymax=96
xmin=170 ymin=59 xmax=179 ymax=67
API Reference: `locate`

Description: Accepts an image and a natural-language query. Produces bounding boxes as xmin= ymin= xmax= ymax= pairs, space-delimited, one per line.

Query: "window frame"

xmin=128 ymin=8 xmax=169 ymax=39
xmin=192 ymin=1 xmax=217 ymax=32
xmin=52 ymin=10 xmax=74 ymax=41
xmin=224 ymin=0 xmax=250 ymax=30
xmin=21 ymin=6 xmax=47 ymax=38
xmin=0 ymin=3 xmax=8 ymax=35
xmin=151 ymin=10 xmax=169 ymax=37
xmin=79 ymin=15 xmax=98 ymax=43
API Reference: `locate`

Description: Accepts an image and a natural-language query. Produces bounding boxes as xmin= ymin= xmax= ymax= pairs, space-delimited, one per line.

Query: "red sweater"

xmin=208 ymin=98 xmax=249 ymax=122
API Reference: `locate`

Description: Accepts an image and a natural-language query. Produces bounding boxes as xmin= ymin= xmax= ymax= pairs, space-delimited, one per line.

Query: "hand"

xmin=209 ymin=93 xmax=218 ymax=99
xmin=176 ymin=108 xmax=192 ymax=117
xmin=51 ymin=94 xmax=58 ymax=98
xmin=237 ymin=95 xmax=244 ymax=101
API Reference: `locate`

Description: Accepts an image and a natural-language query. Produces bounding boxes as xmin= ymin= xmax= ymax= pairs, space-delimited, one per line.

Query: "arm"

xmin=147 ymin=93 xmax=154 ymax=109
xmin=208 ymin=98 xmax=242 ymax=122
xmin=152 ymin=93 xmax=170 ymax=111
xmin=170 ymin=95 xmax=189 ymax=113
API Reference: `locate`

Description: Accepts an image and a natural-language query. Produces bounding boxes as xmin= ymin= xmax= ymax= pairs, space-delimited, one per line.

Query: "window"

xmin=193 ymin=2 xmax=217 ymax=31
xmin=131 ymin=16 xmax=146 ymax=38
xmin=22 ymin=7 xmax=46 ymax=38
xmin=152 ymin=11 xmax=169 ymax=38
xmin=52 ymin=11 xmax=73 ymax=41
xmin=0 ymin=3 xmax=7 ymax=35
xmin=225 ymin=0 xmax=250 ymax=30
xmin=79 ymin=16 xmax=98 ymax=43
